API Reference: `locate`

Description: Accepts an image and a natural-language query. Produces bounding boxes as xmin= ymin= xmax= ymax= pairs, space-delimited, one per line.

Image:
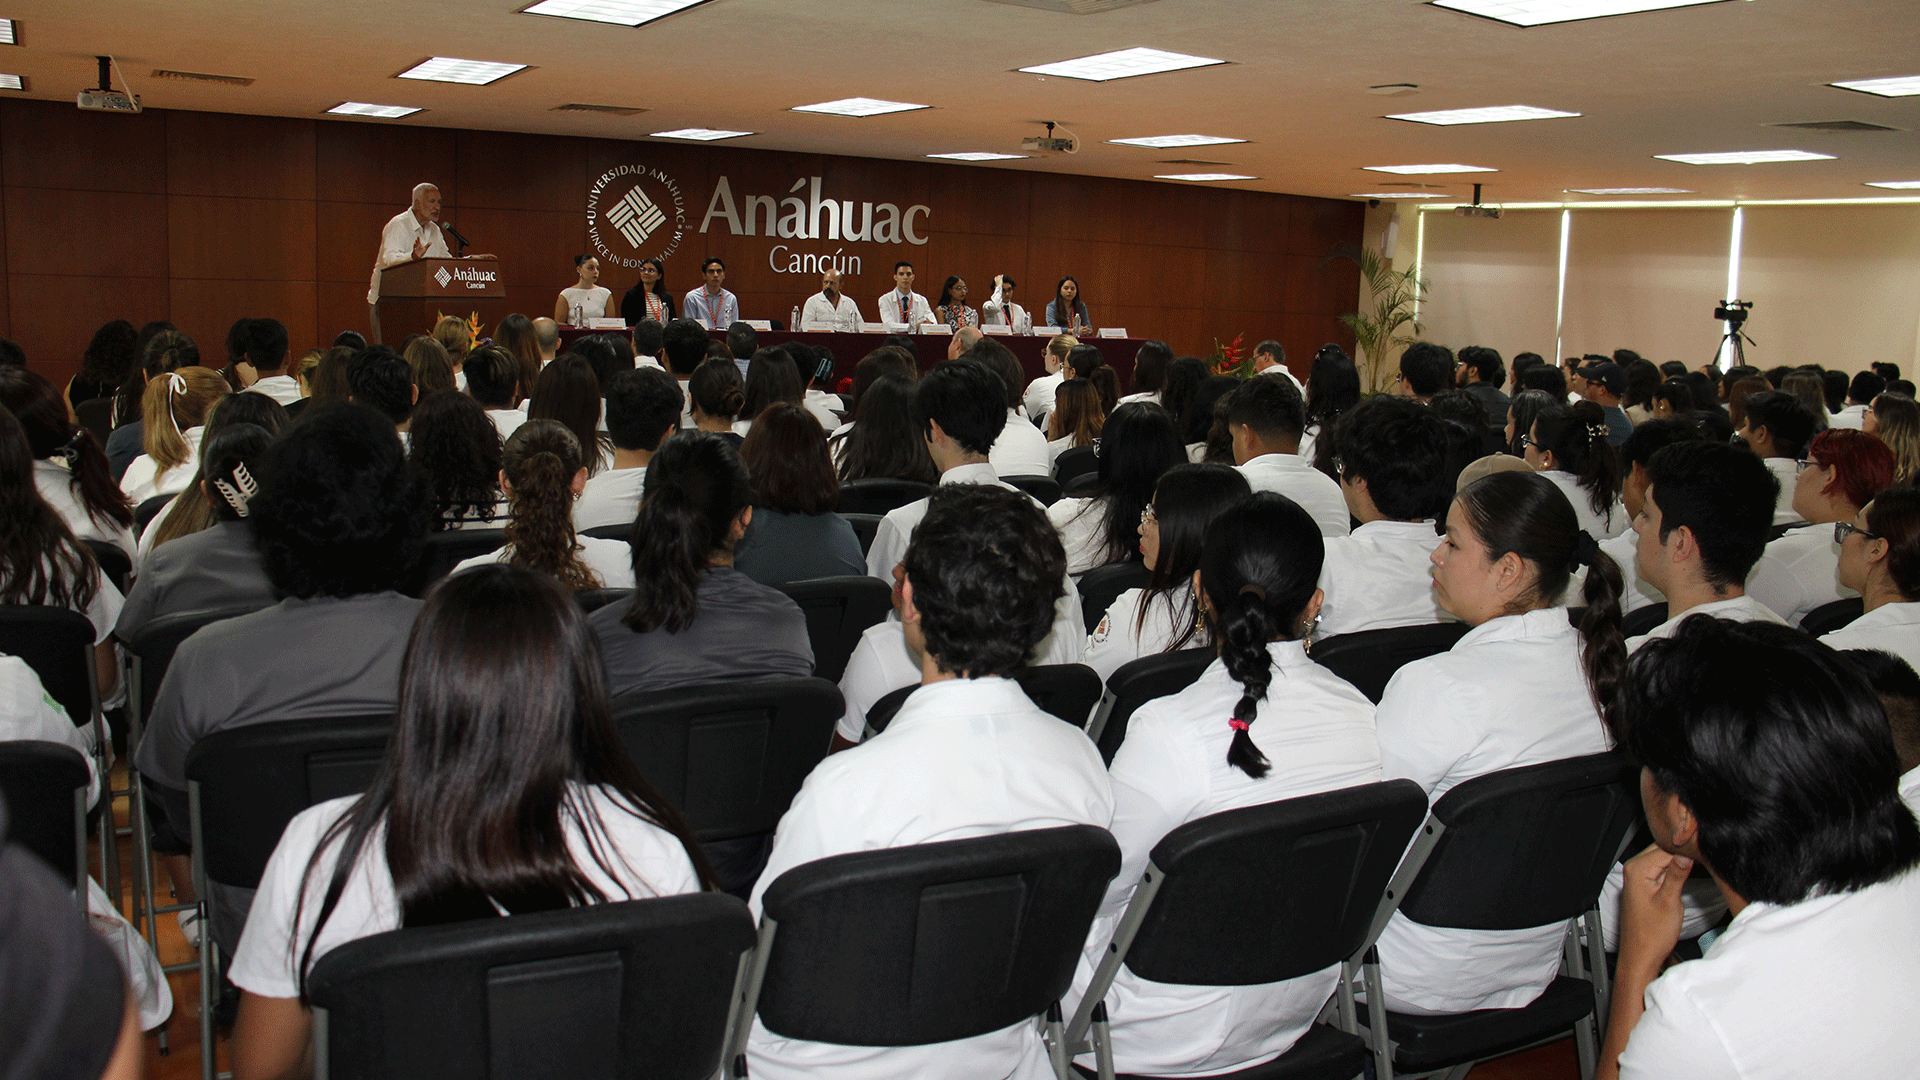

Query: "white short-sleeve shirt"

xmin=1763 ymin=457 xmax=1804 ymax=526
xmin=1821 ymin=601 xmax=1920 ymax=672
xmin=453 ymin=535 xmax=636 ymax=590
xmin=1315 ymin=519 xmax=1451 ymax=638
xmin=1082 ymin=586 xmax=1206 ymax=684
xmin=989 ymin=409 xmax=1053 ymax=479
xmin=573 ymin=467 xmax=647 ymax=532
xmin=1234 ymin=454 xmax=1350 ymax=538
xmin=1745 ymin=524 xmax=1853 ymax=627
xmin=1626 ymin=594 xmax=1788 ymax=653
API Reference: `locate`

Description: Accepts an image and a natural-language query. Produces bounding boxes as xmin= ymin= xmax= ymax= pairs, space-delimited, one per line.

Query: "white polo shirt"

xmin=1316 ymin=519 xmax=1450 ymax=638
xmin=1762 ymin=458 xmax=1804 ymax=526
xmin=1745 ymin=523 xmax=1854 ymax=627
xmin=989 ymin=409 xmax=1053 ymax=479
xmin=1234 ymin=453 xmax=1350 ymax=538
xmin=1821 ymin=601 xmax=1920 ymax=672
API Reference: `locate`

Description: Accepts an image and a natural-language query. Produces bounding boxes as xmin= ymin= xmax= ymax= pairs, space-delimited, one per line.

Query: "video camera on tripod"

xmin=1711 ymin=300 xmax=1755 ymax=369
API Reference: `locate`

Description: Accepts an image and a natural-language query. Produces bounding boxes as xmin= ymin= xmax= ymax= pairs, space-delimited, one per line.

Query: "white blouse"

xmin=1538 ymin=469 xmax=1629 ymax=540
xmin=1745 ymin=523 xmax=1853 ymax=627
xmin=454 ymin=535 xmax=636 ymax=590
xmin=1821 ymin=601 xmax=1920 ymax=673
xmin=34 ymin=458 xmax=135 ymax=555
xmin=559 ymin=285 xmax=611 ymax=322
xmin=1082 ymin=585 xmax=1206 ymax=684
xmin=120 ymin=425 xmax=206 ymax=506
xmin=1316 ymin=519 xmax=1451 ymax=639
xmin=1048 ymin=496 xmax=1124 ymax=576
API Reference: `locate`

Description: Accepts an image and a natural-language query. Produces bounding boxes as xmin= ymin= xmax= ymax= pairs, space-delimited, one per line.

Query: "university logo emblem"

xmin=433 ymin=266 xmax=452 ymax=288
xmin=588 ymin=165 xmax=688 ymax=269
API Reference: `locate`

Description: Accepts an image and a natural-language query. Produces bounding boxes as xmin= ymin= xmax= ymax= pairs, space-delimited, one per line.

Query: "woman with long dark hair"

xmin=409 ymin=390 xmax=505 ymax=530
xmin=1158 ymin=357 xmax=1210 ymax=437
xmin=495 ymin=313 xmax=543 ymax=408
xmin=1302 ymin=344 xmax=1360 ymax=475
xmin=833 ymin=373 xmax=937 ymax=484
xmin=529 ymin=354 xmax=613 ymax=476
xmin=687 ymin=356 xmax=746 ymax=449
xmin=1067 ymin=344 xmax=1119 ymax=416
xmin=620 ymin=257 xmax=675 ymax=326
xmin=1082 ymin=463 xmax=1249 ymax=681
xmin=735 ymin=404 xmax=865 ymax=584
xmin=0 ymin=367 xmax=134 ymax=554
xmin=72 ymin=319 xmax=139 ymax=409
xmin=142 ymin=391 xmax=290 ymax=560
xmin=739 ymin=348 xmax=805 ymax=435
xmin=1047 ymin=402 xmax=1186 ymax=574
xmin=226 ymin=565 xmax=711 ymax=1077
xmin=934 ymin=275 xmax=978 ymax=330
xmin=1047 ymin=276 xmax=1092 ymax=335
xmin=1072 ymin=492 xmax=1381 ymax=1076
xmin=1046 ymin=379 xmax=1106 ymax=466
xmin=454 ymin=421 xmax=631 ymax=591
xmin=1526 ymin=400 xmax=1628 ymax=538
xmin=1504 ymin=389 xmax=1554 ymax=459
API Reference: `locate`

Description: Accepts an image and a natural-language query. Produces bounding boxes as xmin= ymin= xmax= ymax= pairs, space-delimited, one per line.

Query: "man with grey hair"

xmin=532 ymin=317 xmax=560 ymax=365
xmin=368 ymin=183 xmax=449 ymax=345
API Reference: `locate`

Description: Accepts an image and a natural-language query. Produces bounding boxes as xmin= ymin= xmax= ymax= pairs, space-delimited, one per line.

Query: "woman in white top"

xmin=228 ymin=565 xmax=710 ymax=1078
xmin=1044 ymin=378 xmax=1104 ymax=469
xmin=555 ymin=253 xmax=612 ymax=326
xmin=121 ymin=366 xmax=228 ymax=505
xmin=1373 ymin=470 xmax=1627 ymax=1014
xmin=1823 ymin=487 xmax=1920 ymax=669
xmin=0 ymin=366 xmax=135 ymax=555
xmin=1048 ymin=402 xmax=1186 ymax=576
xmin=452 ymin=421 xmax=635 ymax=590
xmin=1525 ymin=400 xmax=1628 ymax=539
xmin=1084 ymin=463 xmax=1248 ymax=682
xmin=1748 ymin=428 xmax=1895 ymax=626
xmin=1074 ymin=491 xmax=1383 ymax=1076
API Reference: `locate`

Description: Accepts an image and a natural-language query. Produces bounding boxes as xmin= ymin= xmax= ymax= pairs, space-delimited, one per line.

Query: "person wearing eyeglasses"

xmin=1821 ymin=487 xmax=1920 ymax=671
xmin=1746 ymin=430 xmax=1896 ymax=627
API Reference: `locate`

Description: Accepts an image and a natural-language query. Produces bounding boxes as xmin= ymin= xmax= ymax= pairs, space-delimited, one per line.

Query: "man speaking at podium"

xmin=367 ymin=183 xmax=494 ymax=344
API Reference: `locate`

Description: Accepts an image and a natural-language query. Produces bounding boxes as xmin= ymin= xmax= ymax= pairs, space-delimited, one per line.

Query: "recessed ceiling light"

xmin=1109 ymin=134 xmax=1246 ymax=148
xmin=1830 ymin=75 xmax=1920 ymax=98
xmin=1866 ymin=181 xmax=1920 ymax=190
xmin=1569 ymin=186 xmax=1694 ymax=194
xmin=1350 ymin=192 xmax=1444 ymax=198
xmin=1655 ymin=150 xmax=1835 ymax=165
xmin=791 ymin=97 xmax=928 ymax=118
xmin=0 ymin=19 xmax=16 ymax=45
xmin=0 ymin=73 xmax=19 ymax=91
xmin=1386 ymin=105 xmax=1580 ymax=125
xmin=650 ymin=127 xmax=752 ymax=141
xmin=520 ymin=0 xmax=709 ymax=27
xmin=1020 ymin=47 xmax=1225 ymax=83
xmin=1155 ymin=173 xmax=1256 ymax=182
xmin=926 ymin=152 xmax=1028 ymax=161
xmin=1364 ymin=163 xmax=1498 ymax=174
xmin=1428 ymin=0 xmax=1732 ymax=28
xmin=327 ymin=102 xmax=422 ymax=119
xmin=396 ymin=57 xmax=527 ymax=85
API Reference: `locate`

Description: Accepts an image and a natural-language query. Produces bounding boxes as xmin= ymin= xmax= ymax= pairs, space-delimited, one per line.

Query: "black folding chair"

xmin=1078 ymin=560 xmax=1151 ymax=636
xmin=74 ymin=396 xmax=114 ymax=445
xmin=404 ymin=529 xmax=509 ymax=596
xmin=575 ymin=587 xmax=634 ymax=613
xmin=580 ymin=523 xmax=633 ymax=543
xmin=839 ymin=512 xmax=883 ymax=557
xmin=187 ymin=715 xmax=396 ymax=1080
xmin=308 ymin=893 xmax=758 ymax=1080
xmin=1801 ymin=596 xmax=1864 ymax=635
xmin=1085 ymin=647 xmax=1215 ymax=765
xmin=862 ymin=664 xmax=1105 ymax=740
xmin=723 ymin=825 xmax=1121 ymax=1080
xmin=82 ymin=540 xmax=132 ymax=595
xmin=1003 ymin=473 xmax=1065 ymax=506
xmin=774 ymin=576 xmax=893 ymax=682
xmin=1621 ymin=603 xmax=1669 ymax=639
xmin=135 ymin=494 xmax=174 ymax=533
xmin=0 ymin=741 xmax=91 ymax=906
xmin=1067 ymin=781 xmax=1430 ymax=1079
xmin=835 ymin=477 xmax=933 ymax=515
xmin=1355 ymin=751 xmax=1640 ymax=1080
xmin=1053 ymin=444 xmax=1099 ymax=489
xmin=1311 ymin=623 xmax=1470 ymax=704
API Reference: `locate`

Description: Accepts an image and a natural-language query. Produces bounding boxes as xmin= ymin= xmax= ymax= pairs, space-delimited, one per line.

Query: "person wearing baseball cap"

xmin=1576 ymin=360 xmax=1634 ymax=445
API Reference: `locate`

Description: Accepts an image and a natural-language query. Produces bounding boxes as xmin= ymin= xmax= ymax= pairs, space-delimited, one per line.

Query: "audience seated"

xmin=831 ymin=372 xmax=937 ymax=484
xmin=1504 ymin=388 xmax=1553 ymax=459
xmin=456 ymin=421 xmax=632 ymax=590
xmin=1747 ymin=429 xmax=1894 ymax=626
xmin=464 ymin=345 xmax=526 ymax=440
xmin=345 ymin=347 xmax=417 ymax=441
xmin=1121 ymin=340 xmax=1172 ymax=406
xmin=122 ymin=366 xmax=228 ymax=504
xmin=1394 ymin=341 xmax=1453 ymax=404
xmin=1737 ymin=389 xmax=1818 ymax=526
xmin=575 ymin=366 xmax=680 ymax=532
xmin=429 ymin=314 xmax=472 ymax=370
xmin=1608 ymin=418 xmax=1703 ymax=613
xmin=400 ymin=334 xmax=456 ymax=397
xmin=735 ymin=404 xmax=865 ymax=585
xmin=687 ymin=355 xmax=746 ymax=447
xmin=139 ymin=391 xmax=290 ymax=566
xmin=591 ymin=432 xmax=811 ymax=695
xmin=1301 ymin=343 xmax=1361 ymax=473
xmin=1830 ymin=369 xmax=1883 ymax=430
xmin=1068 ymin=343 xmax=1120 ymax=416
xmin=748 ymin=484 xmax=1112 ymax=1080
xmin=1156 ymin=356 xmax=1210 ymax=441
xmin=1023 ymin=333 xmax=1076 ymax=424
xmin=1182 ymin=375 xmax=1239 ymax=463
xmin=106 ymin=328 xmax=198 ymax=481
xmin=1083 ymin=464 xmax=1249 ymax=681
xmin=1526 ymin=400 xmax=1629 ymax=539
xmin=1866 ymin=391 xmax=1920 ymax=484
xmin=962 ymin=339 xmax=1049 ymax=477
xmin=740 ymin=347 xmax=806 ymax=437
xmin=1045 ymin=378 xmax=1104 ymax=466
xmin=71 ymin=319 xmax=138 ymax=410
xmin=408 ymin=390 xmax=504 ymax=531
xmin=0 ymin=366 xmax=134 ymax=556
xmin=1228 ymin=375 xmax=1350 ymax=536
xmin=1627 ymin=441 xmax=1785 ymax=651
xmin=1048 ymin=402 xmax=1185 ymax=576
xmin=1372 ymin=470 xmax=1625 ymax=1013
xmin=1824 ymin=487 xmax=1920 ymax=669
xmin=1316 ymin=395 xmax=1453 ymax=636
xmin=227 ymin=565 xmax=709 ymax=1079
xmin=528 ymin=354 xmax=612 ymax=474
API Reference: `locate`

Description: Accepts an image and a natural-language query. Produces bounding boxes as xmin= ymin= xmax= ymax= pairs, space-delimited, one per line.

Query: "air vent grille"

xmin=982 ymin=0 xmax=1162 ymax=12
xmin=1772 ymin=119 xmax=1901 ymax=132
xmin=152 ymin=69 xmax=253 ymax=86
xmin=554 ymin=103 xmax=647 ymax=115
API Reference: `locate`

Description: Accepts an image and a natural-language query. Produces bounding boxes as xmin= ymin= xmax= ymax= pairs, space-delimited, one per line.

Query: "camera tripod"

xmin=1712 ymin=322 xmax=1754 ymax=370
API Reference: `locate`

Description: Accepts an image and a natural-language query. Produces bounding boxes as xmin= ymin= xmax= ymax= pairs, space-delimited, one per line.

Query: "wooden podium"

xmin=375 ymin=257 xmax=507 ymax=344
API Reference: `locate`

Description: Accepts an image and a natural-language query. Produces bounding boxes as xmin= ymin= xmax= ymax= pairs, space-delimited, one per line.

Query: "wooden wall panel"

xmin=317 ymin=201 xmax=399 ymax=283
xmin=1 ymin=101 xmax=166 ymax=193
xmin=9 ymin=275 xmax=170 ymax=388
xmin=168 ymin=279 xmax=319 ymax=363
xmin=6 ymin=189 xmax=169 ymax=278
xmin=317 ymin=281 xmax=373 ymax=345
xmin=168 ymin=196 xmax=317 ymax=281
xmin=316 ymin=120 xmax=459 ymax=207
xmin=1205 ymin=191 xmax=1292 ymax=255
xmin=927 ymin=167 xmax=1032 ymax=238
xmin=456 ymin=129 xmax=588 ymax=212
xmin=167 ymin=112 xmax=317 ymax=201
xmin=1288 ymin=198 xmax=1365 ymax=257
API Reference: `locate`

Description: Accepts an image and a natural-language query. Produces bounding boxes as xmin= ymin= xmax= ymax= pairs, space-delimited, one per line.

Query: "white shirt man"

xmin=684 ymin=259 xmax=740 ymax=328
xmin=1235 ymin=454 xmax=1349 ymax=537
xmin=989 ymin=409 xmax=1053 ymax=478
xmin=245 ymin=374 xmax=302 ymax=406
xmin=1625 ymin=460 xmax=1789 ymax=652
xmin=1251 ymin=345 xmax=1307 ymax=395
xmin=367 ymin=183 xmax=450 ymax=306
xmin=798 ymin=269 xmax=862 ymax=332
xmin=485 ymin=407 xmax=527 ymax=442
xmin=982 ymin=275 xmax=1033 ymax=335
xmin=878 ymin=262 xmax=934 ymax=327
xmin=1317 ymin=520 xmax=1449 ymax=637
xmin=1830 ymin=402 xmax=1868 ymax=430
xmin=867 ymin=463 xmax=1020 ymax=580
xmin=1228 ymin=379 xmax=1350 ymax=537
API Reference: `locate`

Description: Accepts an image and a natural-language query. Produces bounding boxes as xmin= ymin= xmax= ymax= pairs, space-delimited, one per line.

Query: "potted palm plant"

xmin=1341 ymin=248 xmax=1427 ymax=393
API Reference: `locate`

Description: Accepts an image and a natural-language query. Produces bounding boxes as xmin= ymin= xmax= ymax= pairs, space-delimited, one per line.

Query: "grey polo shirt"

xmin=591 ymin=567 xmax=812 ymax=697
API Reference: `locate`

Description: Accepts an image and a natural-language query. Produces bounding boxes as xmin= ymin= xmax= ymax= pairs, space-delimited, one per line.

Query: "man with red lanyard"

xmin=878 ymin=260 xmax=935 ymax=328
xmin=684 ymin=257 xmax=741 ymax=329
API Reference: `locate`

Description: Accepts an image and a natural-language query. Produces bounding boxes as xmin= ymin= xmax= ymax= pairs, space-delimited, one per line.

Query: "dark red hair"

xmin=1809 ymin=429 xmax=1896 ymax=511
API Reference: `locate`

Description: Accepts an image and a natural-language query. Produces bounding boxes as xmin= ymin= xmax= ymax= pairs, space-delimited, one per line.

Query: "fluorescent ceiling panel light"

xmin=520 ymin=0 xmax=706 ymax=26
xmin=0 ymin=73 xmax=19 ymax=91
xmin=1866 ymin=181 xmax=1920 ymax=190
xmin=791 ymin=97 xmax=927 ymax=117
xmin=1364 ymin=163 xmax=1498 ymax=174
xmin=1019 ymin=47 xmax=1224 ymax=83
xmin=1351 ymin=192 xmax=1444 ymax=198
xmin=1569 ymin=186 xmax=1693 ymax=193
xmin=396 ymin=57 xmax=526 ymax=85
xmin=1387 ymin=104 xmax=1580 ymax=125
xmin=649 ymin=127 xmax=752 ymax=141
xmin=0 ymin=20 xmax=15 ymax=45
xmin=1655 ymin=149 xmax=1835 ymax=165
xmin=1109 ymin=134 xmax=1246 ymax=148
xmin=327 ymin=102 xmax=421 ymax=118
xmin=1428 ymin=0 xmax=1730 ymax=27
xmin=1830 ymin=75 xmax=1920 ymax=98
xmin=1155 ymin=173 xmax=1255 ymax=182
xmin=926 ymin=152 xmax=1027 ymax=161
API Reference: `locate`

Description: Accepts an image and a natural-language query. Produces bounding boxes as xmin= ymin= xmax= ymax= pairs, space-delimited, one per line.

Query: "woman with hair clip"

xmin=1047 ymin=275 xmax=1092 ymax=335
xmin=409 ymin=390 xmax=505 ymax=530
xmin=1371 ymin=469 xmax=1626 ymax=1014
xmin=226 ymin=564 xmax=712 ymax=1079
xmin=106 ymin=328 xmax=200 ymax=481
xmin=120 ymin=366 xmax=229 ymax=505
xmin=454 ymin=421 xmax=632 ymax=591
xmin=1748 ymin=428 xmax=1895 ymax=626
xmin=1046 ymin=379 xmax=1106 ymax=467
xmin=1526 ymin=400 xmax=1628 ymax=539
xmin=934 ymin=275 xmax=978 ymax=330
xmin=555 ymin=254 xmax=611 ymax=326
xmin=1067 ymin=343 xmax=1119 ymax=417
xmin=832 ymin=372 xmax=938 ymax=484
xmin=1047 ymin=402 xmax=1186 ymax=575
xmin=1082 ymin=463 xmax=1249 ymax=681
xmin=590 ymin=431 xmax=811 ymax=698
xmin=113 ymin=424 xmax=279 ymax=643
xmin=528 ymin=355 xmax=613 ymax=476
xmin=620 ymin=257 xmax=675 ymax=326
xmin=139 ymin=391 xmax=290 ymax=564
xmin=1301 ymin=344 xmax=1360 ymax=475
xmin=687 ymin=355 xmax=747 ymax=449
xmin=0 ymin=366 xmax=134 ymax=555
xmin=1866 ymin=392 xmax=1920 ymax=485
xmin=1069 ymin=491 xmax=1382 ymax=1077
xmin=1822 ymin=486 xmax=1920 ymax=670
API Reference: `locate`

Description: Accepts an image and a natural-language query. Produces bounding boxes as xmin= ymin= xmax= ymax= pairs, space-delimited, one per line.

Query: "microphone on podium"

xmin=441 ymin=221 xmax=471 ymax=256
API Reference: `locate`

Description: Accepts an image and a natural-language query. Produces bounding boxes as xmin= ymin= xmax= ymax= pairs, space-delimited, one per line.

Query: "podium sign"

xmin=376 ymin=258 xmax=507 ymax=344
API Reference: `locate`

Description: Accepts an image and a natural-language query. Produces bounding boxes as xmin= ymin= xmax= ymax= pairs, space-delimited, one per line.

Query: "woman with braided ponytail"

xmin=1067 ymin=491 xmax=1382 ymax=1077
xmin=453 ymin=420 xmax=631 ymax=591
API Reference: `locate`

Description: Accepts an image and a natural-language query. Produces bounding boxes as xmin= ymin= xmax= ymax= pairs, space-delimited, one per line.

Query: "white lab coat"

xmin=1234 ymin=454 xmax=1350 ymax=537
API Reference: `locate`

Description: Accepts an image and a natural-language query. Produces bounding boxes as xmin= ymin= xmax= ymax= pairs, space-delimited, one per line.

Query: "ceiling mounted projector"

xmin=1453 ymin=182 xmax=1501 ymax=218
xmin=1022 ymin=121 xmax=1078 ymax=154
xmin=78 ymin=56 xmax=140 ymax=113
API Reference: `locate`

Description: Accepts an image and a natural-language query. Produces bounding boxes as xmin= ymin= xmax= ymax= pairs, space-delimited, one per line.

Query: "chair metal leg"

xmin=1044 ymin=1002 xmax=1069 ymax=1080
xmin=131 ymin=769 xmax=157 ymax=944
xmin=198 ymin=919 xmax=217 ymax=1080
xmin=1362 ymin=947 xmax=1394 ymax=1080
xmin=1573 ymin=1013 xmax=1599 ymax=1080
xmin=1090 ymin=1002 xmax=1115 ymax=1080
xmin=1583 ymin=909 xmax=1612 ymax=1039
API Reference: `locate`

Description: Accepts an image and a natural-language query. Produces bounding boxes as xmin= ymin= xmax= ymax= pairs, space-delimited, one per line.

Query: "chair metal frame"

xmin=0 ymin=740 xmax=92 ymax=908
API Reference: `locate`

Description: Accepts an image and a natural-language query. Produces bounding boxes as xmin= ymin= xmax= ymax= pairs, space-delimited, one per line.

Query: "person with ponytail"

xmin=106 ymin=328 xmax=199 ymax=480
xmin=590 ymin=431 xmax=811 ymax=697
xmin=139 ymin=391 xmax=289 ymax=564
xmin=121 ymin=366 xmax=228 ymax=504
xmin=686 ymin=355 xmax=747 ymax=449
xmin=0 ymin=367 xmax=134 ymax=555
xmin=1526 ymin=400 xmax=1629 ymax=539
xmin=1067 ymin=343 xmax=1119 ymax=416
xmin=227 ymin=565 xmax=710 ymax=1078
xmin=1069 ymin=491 xmax=1381 ymax=1076
xmin=1370 ymin=469 xmax=1626 ymax=1015
xmin=453 ymin=421 xmax=630 ymax=591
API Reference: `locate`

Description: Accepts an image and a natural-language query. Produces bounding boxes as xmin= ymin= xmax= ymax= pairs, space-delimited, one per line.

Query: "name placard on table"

xmin=744 ymin=319 xmax=773 ymax=331
xmin=1034 ymin=326 xmax=1063 ymax=336
xmin=588 ymin=318 xmax=626 ymax=330
xmin=919 ymin=324 xmax=952 ymax=336
xmin=1099 ymin=328 xmax=1128 ymax=339
xmin=981 ymin=324 xmax=1012 ymax=336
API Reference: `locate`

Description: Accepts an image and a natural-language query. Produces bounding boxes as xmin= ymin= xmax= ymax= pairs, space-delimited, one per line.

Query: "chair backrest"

xmin=838 ymin=513 xmax=883 ymax=557
xmin=0 ymin=605 xmax=95 ymax=726
xmin=1622 ymin=602 xmax=1670 ymax=639
xmin=1801 ymin=596 xmax=1865 ymax=636
xmin=608 ymin=677 xmax=842 ymax=842
xmin=81 ymin=540 xmax=131 ymax=595
xmin=135 ymin=494 xmax=173 ymax=533
xmin=1077 ymin=559 xmax=1151 ymax=635
xmin=309 ymin=893 xmax=756 ymax=1080
xmin=405 ymin=529 xmax=509 ymax=597
xmin=185 ymin=715 xmax=396 ymax=890
xmin=1064 ymin=472 xmax=1101 ymax=497
xmin=835 ymin=478 xmax=933 ymax=516
xmin=753 ymin=825 xmax=1120 ymax=1047
xmin=127 ymin=603 xmax=270 ymax=726
xmin=1312 ymin=622 xmax=1471 ymax=704
xmin=1398 ymin=751 xmax=1639 ymax=932
xmin=575 ymin=587 xmax=634 ymax=614
xmin=579 ymin=523 xmax=632 ymax=543
xmin=1052 ymin=444 xmax=1099 ymax=487
xmin=1001 ymin=474 xmax=1063 ymax=506
xmin=1123 ymin=781 xmax=1428 ymax=985
xmin=864 ymin=665 xmax=1105 ymax=738
xmin=74 ymin=397 xmax=113 ymax=445
xmin=1089 ymin=647 xmax=1214 ymax=765
xmin=0 ymin=741 xmax=90 ymax=890
xmin=774 ymin=576 xmax=894 ymax=683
